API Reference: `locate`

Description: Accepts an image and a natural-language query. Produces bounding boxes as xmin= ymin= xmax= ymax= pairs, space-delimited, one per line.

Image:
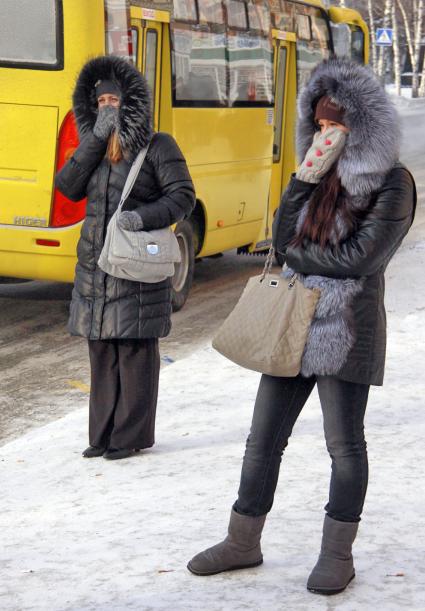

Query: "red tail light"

xmin=50 ymin=111 xmax=87 ymax=227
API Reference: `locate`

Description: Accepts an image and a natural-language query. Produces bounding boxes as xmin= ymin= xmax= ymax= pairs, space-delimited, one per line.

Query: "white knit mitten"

xmin=296 ymin=127 xmax=347 ymax=183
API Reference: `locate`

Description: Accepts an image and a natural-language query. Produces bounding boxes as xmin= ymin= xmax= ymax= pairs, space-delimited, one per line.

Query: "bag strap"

xmin=118 ymin=143 xmax=151 ymax=211
xmin=260 ymin=247 xmax=276 ymax=281
xmin=260 ymin=247 xmax=297 ymax=286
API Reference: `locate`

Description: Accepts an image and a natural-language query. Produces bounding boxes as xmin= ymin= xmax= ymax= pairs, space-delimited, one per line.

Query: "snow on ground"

xmin=2 ymin=238 xmax=425 ymax=611
xmin=386 ymin=84 xmax=414 ymax=99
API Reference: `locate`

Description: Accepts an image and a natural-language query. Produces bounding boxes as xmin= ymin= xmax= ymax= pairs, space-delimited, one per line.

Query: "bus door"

xmin=269 ymin=31 xmax=297 ymax=223
xmin=131 ymin=10 xmax=164 ymax=131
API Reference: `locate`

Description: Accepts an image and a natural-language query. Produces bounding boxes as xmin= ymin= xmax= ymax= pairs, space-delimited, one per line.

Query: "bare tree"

xmin=396 ymin=0 xmax=415 ymax=62
xmin=392 ymin=1 xmax=402 ymax=93
xmin=411 ymin=0 xmax=424 ymax=96
xmin=377 ymin=0 xmax=393 ymax=82
xmin=368 ymin=0 xmax=379 ymax=71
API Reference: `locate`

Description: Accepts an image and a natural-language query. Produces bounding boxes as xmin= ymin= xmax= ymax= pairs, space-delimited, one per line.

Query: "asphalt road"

xmin=1 ymin=105 xmax=424 ymax=446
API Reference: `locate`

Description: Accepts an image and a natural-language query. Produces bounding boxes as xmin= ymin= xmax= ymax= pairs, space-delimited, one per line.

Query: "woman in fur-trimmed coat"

xmin=188 ymin=59 xmax=416 ymax=594
xmin=56 ymin=56 xmax=195 ymax=460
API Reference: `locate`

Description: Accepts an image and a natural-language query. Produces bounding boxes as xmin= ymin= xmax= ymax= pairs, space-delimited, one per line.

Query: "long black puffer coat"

xmin=56 ymin=56 xmax=195 ymax=340
xmin=273 ymin=59 xmax=416 ymax=386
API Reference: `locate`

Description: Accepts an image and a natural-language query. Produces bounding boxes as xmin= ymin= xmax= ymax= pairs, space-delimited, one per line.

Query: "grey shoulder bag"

xmin=98 ymin=144 xmax=181 ymax=283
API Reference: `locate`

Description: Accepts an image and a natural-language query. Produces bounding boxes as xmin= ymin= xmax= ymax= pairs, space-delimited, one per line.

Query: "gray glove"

xmin=118 ymin=211 xmax=144 ymax=231
xmin=93 ymin=105 xmax=119 ymax=142
xmin=296 ymin=127 xmax=347 ymax=183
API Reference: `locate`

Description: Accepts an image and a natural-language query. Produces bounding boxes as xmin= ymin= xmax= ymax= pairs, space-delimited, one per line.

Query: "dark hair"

xmin=292 ymin=165 xmax=356 ymax=249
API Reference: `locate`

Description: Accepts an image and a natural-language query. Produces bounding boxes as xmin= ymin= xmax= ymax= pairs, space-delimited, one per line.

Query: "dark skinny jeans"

xmin=234 ymin=374 xmax=370 ymax=523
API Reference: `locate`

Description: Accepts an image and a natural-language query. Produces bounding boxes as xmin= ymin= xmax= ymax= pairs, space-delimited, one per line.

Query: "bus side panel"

xmin=173 ymin=107 xmax=273 ymax=252
xmin=0 ymin=0 xmax=105 ymax=281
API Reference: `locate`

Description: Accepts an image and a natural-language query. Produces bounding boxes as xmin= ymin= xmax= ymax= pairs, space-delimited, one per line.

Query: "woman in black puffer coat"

xmin=188 ymin=58 xmax=416 ymax=595
xmin=56 ymin=56 xmax=195 ymax=460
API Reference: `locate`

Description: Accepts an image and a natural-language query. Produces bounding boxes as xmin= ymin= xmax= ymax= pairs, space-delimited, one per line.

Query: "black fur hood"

xmin=73 ymin=55 xmax=153 ymax=155
xmin=297 ymin=58 xmax=400 ymax=197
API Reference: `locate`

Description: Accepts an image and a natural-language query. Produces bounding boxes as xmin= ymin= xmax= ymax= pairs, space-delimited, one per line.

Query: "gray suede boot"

xmin=187 ymin=509 xmax=266 ymax=576
xmin=307 ymin=515 xmax=359 ymax=595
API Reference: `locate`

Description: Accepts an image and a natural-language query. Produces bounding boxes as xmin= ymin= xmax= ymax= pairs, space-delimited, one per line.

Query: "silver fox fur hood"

xmin=297 ymin=57 xmax=400 ymax=197
xmin=73 ymin=55 xmax=153 ymax=155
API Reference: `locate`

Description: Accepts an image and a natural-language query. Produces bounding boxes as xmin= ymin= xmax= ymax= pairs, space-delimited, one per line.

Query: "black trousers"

xmin=234 ymin=374 xmax=370 ymax=523
xmin=88 ymin=338 xmax=160 ymax=450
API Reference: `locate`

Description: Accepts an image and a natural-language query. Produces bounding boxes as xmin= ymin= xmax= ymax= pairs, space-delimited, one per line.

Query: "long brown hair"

xmin=292 ymin=165 xmax=357 ymax=249
xmin=107 ymin=131 xmax=123 ymax=163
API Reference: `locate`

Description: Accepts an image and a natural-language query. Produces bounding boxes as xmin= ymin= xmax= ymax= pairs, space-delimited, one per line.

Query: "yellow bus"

xmin=0 ymin=0 xmax=368 ymax=309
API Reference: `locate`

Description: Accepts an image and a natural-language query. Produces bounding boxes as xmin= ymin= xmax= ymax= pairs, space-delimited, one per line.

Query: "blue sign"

xmin=376 ymin=28 xmax=393 ymax=46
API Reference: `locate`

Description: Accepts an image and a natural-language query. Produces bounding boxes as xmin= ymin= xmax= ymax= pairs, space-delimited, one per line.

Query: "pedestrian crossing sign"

xmin=376 ymin=28 xmax=393 ymax=46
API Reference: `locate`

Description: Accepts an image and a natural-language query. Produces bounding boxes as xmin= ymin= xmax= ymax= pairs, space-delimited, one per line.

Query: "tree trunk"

xmin=377 ymin=0 xmax=393 ymax=83
xmin=392 ymin=1 xmax=401 ymax=94
xmin=412 ymin=0 xmax=424 ymax=97
xmin=419 ymin=43 xmax=425 ymax=96
xmin=368 ymin=0 xmax=378 ymax=72
xmin=396 ymin=0 xmax=414 ymax=65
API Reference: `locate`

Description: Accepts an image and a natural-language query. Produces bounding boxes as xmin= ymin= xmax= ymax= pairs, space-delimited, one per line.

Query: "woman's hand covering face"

xmin=93 ymin=105 xmax=119 ymax=142
xmin=296 ymin=127 xmax=347 ymax=184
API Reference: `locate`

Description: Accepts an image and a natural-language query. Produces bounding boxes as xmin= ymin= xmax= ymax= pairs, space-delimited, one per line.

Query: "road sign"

xmin=376 ymin=28 xmax=393 ymax=46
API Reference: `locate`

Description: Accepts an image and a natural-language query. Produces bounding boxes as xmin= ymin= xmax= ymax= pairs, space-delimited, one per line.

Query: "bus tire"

xmin=171 ymin=220 xmax=195 ymax=312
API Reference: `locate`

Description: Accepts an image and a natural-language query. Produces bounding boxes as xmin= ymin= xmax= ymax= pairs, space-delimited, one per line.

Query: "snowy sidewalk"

xmin=2 ymin=289 xmax=425 ymax=611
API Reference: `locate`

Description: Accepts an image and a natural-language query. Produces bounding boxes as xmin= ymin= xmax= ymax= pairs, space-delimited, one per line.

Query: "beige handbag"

xmin=212 ymin=249 xmax=320 ymax=377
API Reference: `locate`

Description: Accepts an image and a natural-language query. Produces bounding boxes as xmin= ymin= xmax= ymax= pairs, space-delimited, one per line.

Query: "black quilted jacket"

xmin=55 ymin=56 xmax=195 ymax=339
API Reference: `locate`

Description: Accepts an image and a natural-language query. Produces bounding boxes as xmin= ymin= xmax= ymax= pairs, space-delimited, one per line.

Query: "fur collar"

xmin=297 ymin=58 xmax=400 ymax=197
xmin=73 ymin=55 xmax=153 ymax=155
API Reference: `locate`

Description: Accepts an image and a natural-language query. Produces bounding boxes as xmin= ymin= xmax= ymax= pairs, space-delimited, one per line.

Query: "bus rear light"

xmin=50 ymin=111 xmax=87 ymax=228
xmin=36 ymin=239 xmax=60 ymax=247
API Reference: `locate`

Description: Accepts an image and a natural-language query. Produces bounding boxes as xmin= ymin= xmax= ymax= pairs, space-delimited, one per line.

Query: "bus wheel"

xmin=172 ymin=220 xmax=195 ymax=312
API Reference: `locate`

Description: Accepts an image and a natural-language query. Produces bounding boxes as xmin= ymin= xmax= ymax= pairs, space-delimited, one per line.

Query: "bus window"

xmin=228 ymin=32 xmax=274 ymax=106
xmin=174 ymin=0 xmax=198 ymax=22
xmin=105 ymin=0 xmax=133 ymax=60
xmin=0 ymin=0 xmax=62 ymax=69
xmin=225 ymin=0 xmax=248 ymax=30
xmin=330 ymin=22 xmax=351 ymax=58
xmin=329 ymin=22 xmax=364 ymax=64
xmin=272 ymin=1 xmax=295 ymax=32
xmin=171 ymin=3 xmax=273 ymax=108
xmin=198 ymin=0 xmax=225 ymax=25
xmin=311 ymin=11 xmax=330 ymax=51
xmin=351 ymin=26 xmax=365 ymax=63
xmin=172 ymin=23 xmax=227 ymax=106
xmin=247 ymin=1 xmax=271 ymax=34
xmin=295 ymin=6 xmax=331 ymax=90
xmin=295 ymin=14 xmax=311 ymax=41
xmin=273 ymin=45 xmax=288 ymax=163
xmin=145 ymin=30 xmax=158 ymax=106
xmin=131 ymin=27 xmax=138 ymax=65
